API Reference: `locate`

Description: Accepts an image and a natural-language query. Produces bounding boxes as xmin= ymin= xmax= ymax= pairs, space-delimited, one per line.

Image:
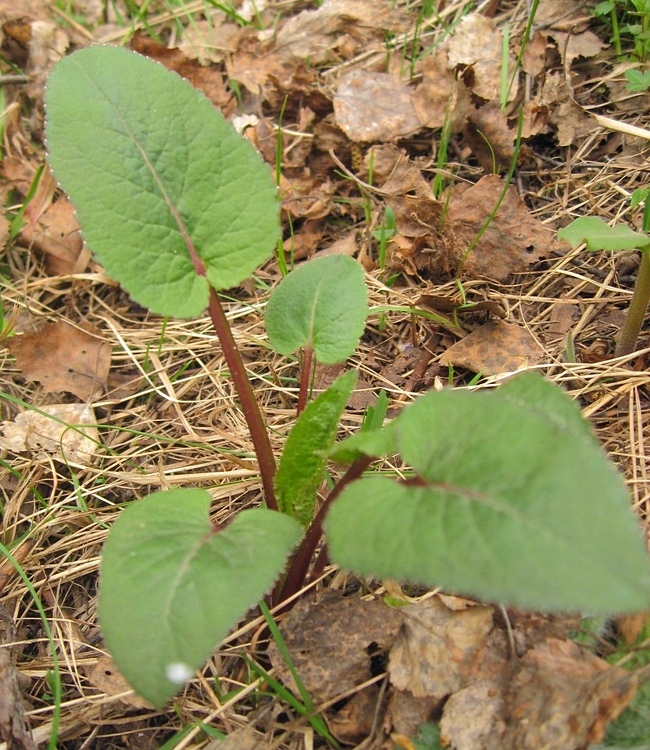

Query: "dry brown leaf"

xmin=334 ymin=71 xmax=421 ymax=142
xmin=446 ymin=175 xmax=554 ymax=280
xmin=177 ymin=16 xmax=241 ymax=64
xmin=87 ymin=656 xmax=154 ymax=709
xmin=0 ymin=402 xmax=99 ymax=464
xmin=463 ymin=103 xmax=521 ymax=173
xmin=439 ymin=320 xmax=544 ymax=375
xmin=225 ymin=46 xmax=291 ymax=97
xmin=387 ymin=689 xmax=441 ymax=738
xmin=521 ymin=30 xmax=549 ymax=77
xmin=410 ymin=51 xmax=458 ymax=130
xmin=6 ymin=321 xmax=111 ymax=399
xmin=613 ymin=612 xmax=649 ymax=646
xmin=282 ymin=219 xmax=323 ymax=261
xmin=534 ymin=0 xmax=591 ymax=33
xmin=548 ymin=29 xmax=608 ymax=68
xmin=20 ymin=197 xmax=87 ymax=275
xmin=268 ymin=590 xmax=402 ymax=704
xmin=446 ymin=14 xmax=517 ymax=102
xmin=327 ymin=686 xmax=381 ymax=744
xmin=280 ymin=174 xmax=336 ymax=220
xmin=537 ymin=71 xmax=592 ymax=147
xmin=273 ymin=0 xmax=408 ymax=65
xmin=389 ymin=597 xmax=506 ymax=699
xmin=438 ymin=679 xmax=505 ymax=750
xmin=504 ymin=639 xmax=637 ymax=749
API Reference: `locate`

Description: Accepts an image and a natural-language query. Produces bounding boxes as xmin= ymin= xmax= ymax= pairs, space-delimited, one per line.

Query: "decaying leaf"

xmin=440 ymin=320 xmax=544 ymax=375
xmin=334 ymin=70 xmax=421 ymax=142
xmin=446 ymin=175 xmax=554 ymax=280
xmin=20 ymin=197 xmax=87 ymax=275
xmin=389 ymin=597 xmax=507 ymax=700
xmin=411 ymin=51 xmax=462 ymax=130
xmin=87 ymin=655 xmax=154 ymax=709
xmin=501 ymin=639 xmax=637 ymax=749
xmin=273 ymin=0 xmax=408 ymax=65
xmin=6 ymin=321 xmax=111 ymax=399
xmin=446 ymin=14 xmax=517 ymax=102
xmin=0 ymin=402 xmax=99 ymax=464
xmin=268 ymin=590 xmax=403 ymax=704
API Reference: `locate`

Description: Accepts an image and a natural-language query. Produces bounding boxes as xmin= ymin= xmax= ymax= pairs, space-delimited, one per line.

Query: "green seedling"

xmin=558 ymin=197 xmax=650 ymax=357
xmin=42 ymin=46 xmax=650 ymax=709
xmin=372 ymin=205 xmax=396 ymax=269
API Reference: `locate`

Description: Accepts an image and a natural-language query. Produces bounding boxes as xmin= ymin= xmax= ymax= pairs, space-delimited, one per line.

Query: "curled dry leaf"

xmin=1 ymin=402 xmax=99 ymax=465
xmin=446 ymin=14 xmax=517 ymax=102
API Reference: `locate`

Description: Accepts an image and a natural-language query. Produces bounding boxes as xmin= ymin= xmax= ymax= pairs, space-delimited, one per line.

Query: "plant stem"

xmin=296 ymin=345 xmax=314 ymax=416
xmin=207 ymin=287 xmax=278 ymax=510
xmin=615 ymin=249 xmax=650 ymax=357
xmin=274 ymin=456 xmax=373 ymax=606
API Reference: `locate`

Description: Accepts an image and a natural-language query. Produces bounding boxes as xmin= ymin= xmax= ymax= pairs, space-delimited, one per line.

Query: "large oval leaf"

xmin=98 ymin=489 xmax=302 ymax=707
xmin=45 ymin=46 xmax=279 ymax=317
xmin=324 ymin=373 xmax=650 ymax=613
xmin=265 ymin=255 xmax=368 ymax=363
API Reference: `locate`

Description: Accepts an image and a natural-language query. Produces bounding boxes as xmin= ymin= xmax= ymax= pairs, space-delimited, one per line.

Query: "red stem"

xmin=274 ymin=455 xmax=373 ymax=606
xmin=296 ymin=345 xmax=314 ymax=416
xmin=207 ymin=288 xmax=278 ymax=510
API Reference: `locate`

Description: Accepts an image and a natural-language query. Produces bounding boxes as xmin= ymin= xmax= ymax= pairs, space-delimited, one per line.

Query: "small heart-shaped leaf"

xmin=99 ymin=489 xmax=302 ymax=707
xmin=45 ymin=46 xmax=279 ymax=317
xmin=265 ymin=255 xmax=368 ymax=364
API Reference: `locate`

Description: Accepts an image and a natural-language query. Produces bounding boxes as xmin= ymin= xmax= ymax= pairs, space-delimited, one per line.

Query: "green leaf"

xmin=275 ymin=369 xmax=357 ymax=525
xmin=45 ymin=46 xmax=279 ymax=318
xmin=558 ymin=217 xmax=650 ymax=252
xmin=265 ymin=255 xmax=368 ymax=364
xmin=324 ymin=373 xmax=650 ymax=613
xmin=625 ymin=68 xmax=650 ymax=92
xmin=328 ymin=413 xmax=398 ymax=464
xmin=98 ymin=488 xmax=302 ymax=707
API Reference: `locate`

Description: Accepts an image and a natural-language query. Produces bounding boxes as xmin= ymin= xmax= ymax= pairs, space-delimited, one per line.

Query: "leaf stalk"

xmin=207 ymin=287 xmax=278 ymax=510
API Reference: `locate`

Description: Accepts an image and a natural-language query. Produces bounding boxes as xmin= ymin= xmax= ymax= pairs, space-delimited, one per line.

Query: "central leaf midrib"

xmin=91 ymin=72 xmax=204 ymax=274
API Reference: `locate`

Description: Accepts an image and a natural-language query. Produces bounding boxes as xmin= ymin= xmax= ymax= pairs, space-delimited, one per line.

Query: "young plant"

xmin=43 ymin=45 xmax=650 ymax=709
xmin=558 ymin=196 xmax=650 ymax=356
